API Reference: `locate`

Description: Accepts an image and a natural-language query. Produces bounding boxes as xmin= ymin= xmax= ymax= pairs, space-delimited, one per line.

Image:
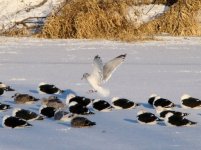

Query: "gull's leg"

xmin=87 ymin=90 xmax=97 ymax=93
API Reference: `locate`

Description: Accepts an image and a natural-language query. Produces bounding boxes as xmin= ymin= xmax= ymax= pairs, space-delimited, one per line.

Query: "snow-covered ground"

xmin=0 ymin=36 xmax=201 ymax=150
xmin=127 ymin=4 xmax=169 ymax=27
xmin=0 ymin=0 xmax=64 ymax=30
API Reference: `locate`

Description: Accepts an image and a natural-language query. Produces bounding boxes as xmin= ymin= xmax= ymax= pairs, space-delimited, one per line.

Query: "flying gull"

xmin=82 ymin=54 xmax=126 ymax=97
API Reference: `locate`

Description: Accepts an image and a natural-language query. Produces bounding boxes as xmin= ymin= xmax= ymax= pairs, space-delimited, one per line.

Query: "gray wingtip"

xmin=94 ymin=55 xmax=100 ymax=59
xmin=117 ymin=54 xmax=127 ymax=59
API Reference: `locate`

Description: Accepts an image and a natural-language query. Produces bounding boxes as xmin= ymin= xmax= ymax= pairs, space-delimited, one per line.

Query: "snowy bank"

xmin=126 ymin=4 xmax=169 ymax=28
xmin=0 ymin=0 xmax=64 ymax=30
xmin=0 ymin=0 xmax=168 ymax=31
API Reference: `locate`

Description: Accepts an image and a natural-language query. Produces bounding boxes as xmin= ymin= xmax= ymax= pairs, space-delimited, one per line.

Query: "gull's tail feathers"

xmin=97 ymin=87 xmax=110 ymax=97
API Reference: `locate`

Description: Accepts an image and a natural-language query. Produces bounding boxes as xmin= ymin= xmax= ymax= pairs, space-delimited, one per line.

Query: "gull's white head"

xmin=155 ymin=106 xmax=166 ymax=114
xmin=111 ymin=97 xmax=120 ymax=102
xmin=81 ymin=73 xmax=90 ymax=80
xmin=154 ymin=96 xmax=161 ymax=101
xmin=59 ymin=113 xmax=76 ymax=122
xmin=39 ymin=82 xmax=47 ymax=86
xmin=181 ymin=94 xmax=191 ymax=101
xmin=0 ymin=83 xmax=6 ymax=88
xmin=92 ymin=99 xmax=101 ymax=103
xmin=39 ymin=105 xmax=47 ymax=114
xmin=69 ymin=101 xmax=78 ymax=107
xmin=137 ymin=109 xmax=147 ymax=115
xmin=12 ymin=108 xmax=21 ymax=116
xmin=66 ymin=93 xmax=76 ymax=105
xmin=54 ymin=110 xmax=76 ymax=122
xmin=163 ymin=112 xmax=175 ymax=126
xmin=150 ymin=94 xmax=158 ymax=98
xmin=164 ymin=112 xmax=174 ymax=120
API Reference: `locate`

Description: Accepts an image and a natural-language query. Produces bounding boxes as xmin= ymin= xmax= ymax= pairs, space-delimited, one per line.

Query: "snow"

xmin=126 ymin=4 xmax=169 ymax=27
xmin=0 ymin=36 xmax=201 ymax=149
xmin=0 ymin=0 xmax=64 ymax=30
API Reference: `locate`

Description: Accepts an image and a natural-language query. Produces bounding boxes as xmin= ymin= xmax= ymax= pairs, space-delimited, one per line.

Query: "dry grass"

xmin=2 ymin=27 xmax=30 ymax=37
xmin=2 ymin=0 xmax=201 ymax=41
xmin=38 ymin=0 xmax=152 ymax=41
xmin=196 ymin=9 xmax=201 ymax=32
xmin=39 ymin=0 xmax=201 ymax=40
xmin=102 ymin=0 xmax=167 ymax=5
xmin=139 ymin=0 xmax=201 ymax=36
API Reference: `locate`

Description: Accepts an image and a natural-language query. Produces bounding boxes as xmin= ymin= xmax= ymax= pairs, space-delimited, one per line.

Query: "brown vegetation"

xmin=2 ymin=0 xmax=201 ymax=41
xmin=139 ymin=0 xmax=201 ymax=36
xmin=38 ymin=0 xmax=147 ymax=41
xmin=39 ymin=0 xmax=201 ymax=41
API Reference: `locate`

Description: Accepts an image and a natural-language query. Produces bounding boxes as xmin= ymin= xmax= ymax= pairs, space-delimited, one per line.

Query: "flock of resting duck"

xmin=0 ymin=81 xmax=200 ymax=129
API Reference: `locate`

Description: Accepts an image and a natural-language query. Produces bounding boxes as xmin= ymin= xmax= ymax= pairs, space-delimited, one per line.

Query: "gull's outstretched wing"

xmin=90 ymin=55 xmax=104 ymax=85
xmin=103 ymin=54 xmax=126 ymax=82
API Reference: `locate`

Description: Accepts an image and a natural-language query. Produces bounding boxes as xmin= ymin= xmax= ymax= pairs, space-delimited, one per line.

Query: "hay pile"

xmin=39 ymin=0 xmax=146 ymax=41
xmin=196 ymin=9 xmax=201 ymax=32
xmin=2 ymin=27 xmax=32 ymax=37
xmin=39 ymin=0 xmax=201 ymax=40
xmin=140 ymin=0 xmax=201 ymax=36
xmin=2 ymin=0 xmax=197 ymax=40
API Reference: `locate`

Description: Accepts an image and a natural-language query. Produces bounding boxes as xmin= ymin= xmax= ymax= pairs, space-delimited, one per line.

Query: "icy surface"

xmin=0 ymin=36 xmax=201 ymax=150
